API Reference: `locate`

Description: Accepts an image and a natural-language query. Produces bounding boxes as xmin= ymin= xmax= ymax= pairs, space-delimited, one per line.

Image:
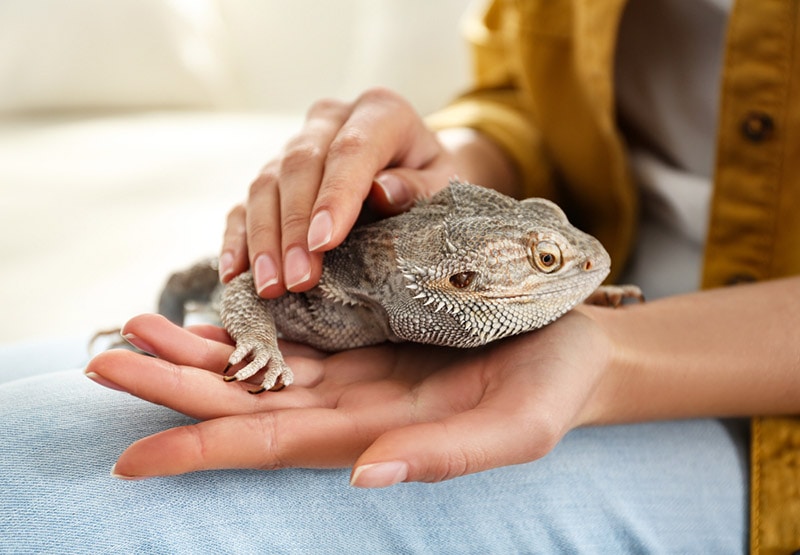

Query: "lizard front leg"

xmin=220 ymin=272 xmax=293 ymax=393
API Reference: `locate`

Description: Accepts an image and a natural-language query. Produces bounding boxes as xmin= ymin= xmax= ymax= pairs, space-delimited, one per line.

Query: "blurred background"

xmin=0 ymin=0 xmax=474 ymax=345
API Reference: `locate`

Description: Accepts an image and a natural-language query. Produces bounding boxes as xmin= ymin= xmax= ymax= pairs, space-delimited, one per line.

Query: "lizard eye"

xmin=530 ymin=240 xmax=562 ymax=273
xmin=449 ymin=271 xmax=477 ymax=289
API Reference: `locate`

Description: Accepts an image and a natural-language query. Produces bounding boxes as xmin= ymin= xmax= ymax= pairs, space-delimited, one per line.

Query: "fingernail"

xmin=374 ymin=174 xmax=412 ymax=208
xmin=254 ymin=253 xmax=279 ymax=294
xmin=85 ymin=371 xmax=129 ymax=393
xmin=307 ymin=210 xmax=333 ymax=252
xmin=122 ymin=333 xmax=155 ymax=356
xmin=350 ymin=461 xmax=409 ymax=488
xmin=218 ymin=251 xmax=235 ymax=282
xmin=284 ymin=246 xmax=311 ymax=290
xmin=110 ymin=463 xmax=147 ymax=481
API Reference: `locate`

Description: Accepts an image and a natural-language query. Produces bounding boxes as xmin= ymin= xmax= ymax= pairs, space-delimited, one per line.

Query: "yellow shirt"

xmin=428 ymin=1 xmax=800 ymax=552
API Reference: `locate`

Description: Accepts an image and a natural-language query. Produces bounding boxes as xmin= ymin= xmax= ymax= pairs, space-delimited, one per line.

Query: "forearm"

xmin=584 ymin=276 xmax=800 ymax=424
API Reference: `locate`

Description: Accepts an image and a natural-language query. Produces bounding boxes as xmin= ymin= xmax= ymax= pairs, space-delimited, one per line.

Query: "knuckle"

xmin=224 ymin=205 xmax=246 ymax=237
xmin=417 ymin=444 xmax=481 ymax=485
xmin=249 ymin=171 xmax=278 ymax=198
xmin=280 ymin=142 xmax=324 ymax=175
xmin=280 ymin=209 xmax=309 ymax=235
xmin=357 ymin=86 xmax=402 ymax=106
xmin=437 ymin=449 xmax=473 ymax=483
xmin=257 ymin=158 xmax=281 ymax=179
xmin=225 ymin=204 xmax=245 ymax=225
xmin=247 ymin=218 xmax=278 ymax=242
xmin=317 ymin=175 xmax=364 ymax=206
xmin=253 ymin=412 xmax=286 ymax=470
xmin=328 ymin=127 xmax=370 ymax=159
xmin=181 ymin=424 xmax=210 ymax=468
xmin=306 ymin=97 xmax=347 ymax=118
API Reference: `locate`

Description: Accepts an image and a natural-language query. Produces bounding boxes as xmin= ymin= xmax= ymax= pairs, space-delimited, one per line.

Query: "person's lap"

xmin=0 ymin=340 xmax=748 ymax=554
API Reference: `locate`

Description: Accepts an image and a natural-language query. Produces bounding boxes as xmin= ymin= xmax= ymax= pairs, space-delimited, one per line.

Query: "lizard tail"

xmin=157 ymin=259 xmax=221 ymax=325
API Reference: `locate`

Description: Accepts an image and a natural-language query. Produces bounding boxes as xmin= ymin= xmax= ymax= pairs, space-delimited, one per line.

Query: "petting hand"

xmin=85 ymin=308 xmax=615 ymax=488
xmin=219 ymin=87 xmax=460 ymax=297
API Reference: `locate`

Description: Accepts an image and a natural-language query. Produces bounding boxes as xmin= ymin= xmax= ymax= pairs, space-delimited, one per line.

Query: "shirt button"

xmin=726 ymin=273 xmax=757 ymax=286
xmin=741 ymin=112 xmax=775 ymax=142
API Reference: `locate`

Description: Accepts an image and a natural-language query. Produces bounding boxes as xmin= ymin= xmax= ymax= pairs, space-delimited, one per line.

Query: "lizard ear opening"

xmin=449 ymin=271 xmax=477 ymax=289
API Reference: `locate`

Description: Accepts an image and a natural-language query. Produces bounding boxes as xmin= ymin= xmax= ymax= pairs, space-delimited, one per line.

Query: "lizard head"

xmin=394 ymin=181 xmax=610 ymax=346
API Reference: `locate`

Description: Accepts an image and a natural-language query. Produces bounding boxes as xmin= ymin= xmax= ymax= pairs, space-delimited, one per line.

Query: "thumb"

xmin=349 ymin=406 xmax=563 ymax=488
xmin=370 ymin=167 xmax=453 ymax=216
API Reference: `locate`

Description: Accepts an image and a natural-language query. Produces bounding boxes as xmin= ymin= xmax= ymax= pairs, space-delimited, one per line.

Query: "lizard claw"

xmin=247 ymin=381 xmax=285 ymax=394
xmin=585 ymin=284 xmax=645 ymax=307
xmin=223 ymin=338 xmax=294 ymax=392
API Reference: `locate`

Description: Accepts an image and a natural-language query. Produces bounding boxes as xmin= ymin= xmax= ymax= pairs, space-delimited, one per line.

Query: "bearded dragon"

xmin=159 ymin=180 xmax=641 ymax=393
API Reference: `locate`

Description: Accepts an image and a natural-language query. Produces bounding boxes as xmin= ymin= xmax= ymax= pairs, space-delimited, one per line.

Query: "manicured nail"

xmin=218 ymin=251 xmax=235 ymax=282
xmin=307 ymin=210 xmax=333 ymax=252
xmin=84 ymin=371 xmax=128 ymax=393
xmin=122 ymin=333 xmax=155 ymax=356
xmin=350 ymin=461 xmax=409 ymax=488
xmin=374 ymin=174 xmax=412 ymax=208
xmin=284 ymin=246 xmax=311 ymax=290
xmin=110 ymin=464 xmax=147 ymax=481
xmin=254 ymin=253 xmax=279 ymax=294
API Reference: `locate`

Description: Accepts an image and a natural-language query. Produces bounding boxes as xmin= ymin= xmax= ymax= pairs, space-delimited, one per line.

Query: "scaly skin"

xmin=162 ymin=181 xmax=638 ymax=392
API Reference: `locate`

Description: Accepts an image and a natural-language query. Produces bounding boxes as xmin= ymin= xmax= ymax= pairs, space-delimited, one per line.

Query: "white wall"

xmin=0 ymin=0 xmax=473 ymax=115
xmin=0 ymin=1 xmax=477 ymax=343
xmin=217 ymin=0 xmax=474 ymax=114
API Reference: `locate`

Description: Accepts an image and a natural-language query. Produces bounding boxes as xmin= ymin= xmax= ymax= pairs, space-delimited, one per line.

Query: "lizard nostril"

xmin=582 ymin=260 xmax=593 ymax=271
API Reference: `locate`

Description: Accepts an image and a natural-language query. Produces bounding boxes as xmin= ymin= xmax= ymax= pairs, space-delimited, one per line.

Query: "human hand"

xmin=85 ymin=308 xmax=615 ymax=487
xmin=219 ymin=88 xmax=460 ymax=297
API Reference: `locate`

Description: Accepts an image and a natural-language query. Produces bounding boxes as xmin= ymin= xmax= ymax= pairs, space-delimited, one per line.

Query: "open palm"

xmin=86 ymin=309 xmax=612 ymax=487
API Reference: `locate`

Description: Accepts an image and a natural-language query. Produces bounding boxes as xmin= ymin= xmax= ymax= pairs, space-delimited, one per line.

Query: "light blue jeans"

xmin=0 ymin=337 xmax=748 ymax=554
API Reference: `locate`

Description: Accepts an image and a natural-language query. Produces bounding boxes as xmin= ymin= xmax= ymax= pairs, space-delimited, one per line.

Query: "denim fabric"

xmin=0 ymin=340 xmax=748 ymax=554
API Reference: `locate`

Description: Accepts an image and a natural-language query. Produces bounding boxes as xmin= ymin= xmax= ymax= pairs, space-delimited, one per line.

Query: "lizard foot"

xmin=584 ymin=284 xmax=645 ymax=308
xmin=223 ymin=339 xmax=294 ymax=392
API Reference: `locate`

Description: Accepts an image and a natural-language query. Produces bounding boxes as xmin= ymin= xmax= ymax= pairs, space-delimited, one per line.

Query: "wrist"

xmin=574 ymin=278 xmax=800 ymax=424
xmin=572 ymin=301 xmax=695 ymax=426
xmin=435 ymin=128 xmax=521 ymax=196
xmin=567 ymin=304 xmax=630 ymax=428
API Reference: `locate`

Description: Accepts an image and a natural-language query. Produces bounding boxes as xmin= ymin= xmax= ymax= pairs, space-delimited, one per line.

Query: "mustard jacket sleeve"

xmin=425 ymin=0 xmax=558 ymax=201
xmin=426 ymin=0 xmax=637 ymax=275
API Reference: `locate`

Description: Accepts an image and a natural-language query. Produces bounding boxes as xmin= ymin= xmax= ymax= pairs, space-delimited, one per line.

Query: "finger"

xmin=369 ymin=166 xmax=454 ymax=217
xmin=121 ymin=313 xmax=232 ymax=369
xmin=185 ymin=323 xmax=328 ymax=361
xmin=86 ymin=349 xmax=251 ymax=417
xmin=309 ymin=88 xmax=444 ymax=254
xmin=246 ymin=161 xmax=286 ymax=297
xmin=350 ymin=409 xmax=557 ymax=488
xmin=349 ymin=379 xmax=565 ymax=488
xmin=219 ymin=204 xmax=248 ymax=283
xmin=184 ymin=323 xmax=231 ymax=344
xmin=112 ymin=407 xmax=385 ymax=478
xmin=117 ymin=313 xmax=326 ymax=382
xmin=86 ymin=346 xmax=325 ymax=420
xmin=278 ymin=99 xmax=353 ymax=291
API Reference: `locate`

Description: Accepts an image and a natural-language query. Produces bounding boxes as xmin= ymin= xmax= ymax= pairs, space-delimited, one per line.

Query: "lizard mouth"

xmin=480 ymin=268 xmax=609 ymax=300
